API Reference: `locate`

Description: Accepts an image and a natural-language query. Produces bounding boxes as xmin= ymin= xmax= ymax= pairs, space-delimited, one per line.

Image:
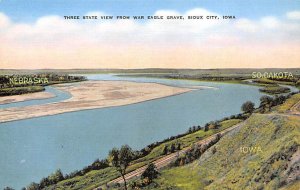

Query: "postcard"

xmin=0 ymin=1 xmax=299 ymax=190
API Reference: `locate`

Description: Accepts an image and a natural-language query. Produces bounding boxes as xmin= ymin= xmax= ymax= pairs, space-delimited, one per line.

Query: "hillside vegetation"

xmin=150 ymin=113 xmax=300 ymax=190
xmin=275 ymin=93 xmax=300 ymax=112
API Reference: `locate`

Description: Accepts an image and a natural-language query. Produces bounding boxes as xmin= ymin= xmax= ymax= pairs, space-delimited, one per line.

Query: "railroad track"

xmin=94 ymin=123 xmax=242 ymax=189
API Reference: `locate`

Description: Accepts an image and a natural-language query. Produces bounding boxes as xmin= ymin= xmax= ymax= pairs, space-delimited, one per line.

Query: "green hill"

xmin=151 ymin=113 xmax=300 ymax=190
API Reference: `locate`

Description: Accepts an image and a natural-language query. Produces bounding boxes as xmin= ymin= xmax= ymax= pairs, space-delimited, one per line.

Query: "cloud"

xmin=0 ymin=12 xmax=10 ymax=29
xmin=260 ymin=16 xmax=280 ymax=29
xmin=286 ymin=11 xmax=300 ymax=20
xmin=0 ymin=8 xmax=299 ymax=69
xmin=1 ymin=9 xmax=298 ymax=47
xmin=234 ymin=18 xmax=258 ymax=32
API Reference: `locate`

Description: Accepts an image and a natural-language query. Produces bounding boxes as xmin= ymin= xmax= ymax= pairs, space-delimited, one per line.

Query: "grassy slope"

xmin=152 ymin=113 xmax=300 ymax=190
xmin=42 ymin=120 xmax=241 ymax=190
xmin=279 ymin=180 xmax=300 ymax=190
xmin=132 ymin=119 xmax=242 ymax=165
xmin=275 ymin=93 xmax=300 ymax=113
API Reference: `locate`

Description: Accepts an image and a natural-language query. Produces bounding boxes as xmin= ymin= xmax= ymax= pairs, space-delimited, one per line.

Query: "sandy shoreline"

xmin=0 ymin=91 xmax=55 ymax=105
xmin=0 ymin=81 xmax=193 ymax=123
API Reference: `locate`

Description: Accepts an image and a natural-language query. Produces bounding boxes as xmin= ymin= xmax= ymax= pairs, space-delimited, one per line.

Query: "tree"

xmin=141 ymin=163 xmax=159 ymax=183
xmin=170 ymin=143 xmax=176 ymax=153
xmin=48 ymin=169 xmax=64 ymax=184
xmin=204 ymin=124 xmax=209 ymax=132
xmin=162 ymin=145 xmax=168 ymax=155
xmin=91 ymin=159 xmax=109 ymax=170
xmin=108 ymin=145 xmax=134 ymax=190
xmin=39 ymin=177 xmax=50 ymax=188
xmin=26 ymin=182 xmax=39 ymax=190
xmin=177 ymin=143 xmax=181 ymax=150
xmin=260 ymin=95 xmax=273 ymax=112
xmin=208 ymin=121 xmax=220 ymax=130
xmin=274 ymin=95 xmax=286 ymax=105
xmin=192 ymin=126 xmax=196 ymax=132
xmin=241 ymin=101 xmax=255 ymax=113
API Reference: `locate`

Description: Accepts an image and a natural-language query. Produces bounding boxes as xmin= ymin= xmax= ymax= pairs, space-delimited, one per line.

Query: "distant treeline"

xmin=164 ymin=74 xmax=249 ymax=81
xmin=120 ymin=73 xmax=300 ymax=87
xmin=1 ymin=68 xmax=300 ymax=76
xmin=0 ymin=86 xmax=45 ymax=96
xmin=119 ymin=73 xmax=249 ymax=81
xmin=0 ymin=73 xmax=87 ymax=96
xmin=0 ymin=74 xmax=87 ymax=88
xmin=259 ymin=86 xmax=291 ymax=94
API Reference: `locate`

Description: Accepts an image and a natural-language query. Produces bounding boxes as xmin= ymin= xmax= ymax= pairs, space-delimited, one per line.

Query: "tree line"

xmin=241 ymin=92 xmax=298 ymax=114
xmin=172 ymin=134 xmax=221 ymax=167
xmin=0 ymin=74 xmax=86 ymax=88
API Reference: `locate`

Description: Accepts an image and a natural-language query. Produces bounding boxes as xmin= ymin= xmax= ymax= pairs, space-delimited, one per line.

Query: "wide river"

xmin=0 ymin=75 xmax=297 ymax=189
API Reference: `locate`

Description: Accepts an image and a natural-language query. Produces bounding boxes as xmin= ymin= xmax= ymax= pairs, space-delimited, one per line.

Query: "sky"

xmin=0 ymin=0 xmax=299 ymax=69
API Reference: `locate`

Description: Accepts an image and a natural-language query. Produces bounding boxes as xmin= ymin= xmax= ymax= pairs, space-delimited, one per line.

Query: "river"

xmin=0 ymin=75 xmax=296 ymax=189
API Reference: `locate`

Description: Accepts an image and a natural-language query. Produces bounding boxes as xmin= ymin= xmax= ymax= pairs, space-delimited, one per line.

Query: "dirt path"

xmin=289 ymin=99 xmax=300 ymax=115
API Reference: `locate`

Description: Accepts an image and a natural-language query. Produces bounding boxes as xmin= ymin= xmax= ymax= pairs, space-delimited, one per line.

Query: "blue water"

xmin=0 ymin=86 xmax=71 ymax=109
xmin=0 ymin=75 xmax=270 ymax=189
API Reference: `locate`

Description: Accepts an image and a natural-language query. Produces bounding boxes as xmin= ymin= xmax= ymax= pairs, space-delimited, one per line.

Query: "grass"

xmin=0 ymin=86 xmax=45 ymax=96
xmin=279 ymin=180 xmax=300 ymax=190
xmin=252 ymin=78 xmax=296 ymax=86
xmin=275 ymin=93 xmax=300 ymax=112
xmin=42 ymin=119 xmax=242 ymax=190
xmin=155 ymin=166 xmax=203 ymax=190
xmin=259 ymin=85 xmax=291 ymax=94
xmin=131 ymin=119 xmax=242 ymax=165
xmin=149 ymin=113 xmax=300 ymax=190
xmin=44 ymin=168 xmax=119 ymax=190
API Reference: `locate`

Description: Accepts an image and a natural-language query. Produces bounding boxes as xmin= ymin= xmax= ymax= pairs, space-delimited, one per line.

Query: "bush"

xmin=173 ymin=134 xmax=222 ymax=167
xmin=141 ymin=163 xmax=159 ymax=183
xmin=241 ymin=101 xmax=255 ymax=113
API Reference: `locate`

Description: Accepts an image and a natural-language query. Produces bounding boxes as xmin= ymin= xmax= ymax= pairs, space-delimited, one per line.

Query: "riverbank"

xmin=0 ymin=74 xmax=87 ymax=96
xmin=0 ymin=81 xmax=193 ymax=123
xmin=0 ymin=91 xmax=55 ymax=105
xmin=118 ymin=73 xmax=300 ymax=89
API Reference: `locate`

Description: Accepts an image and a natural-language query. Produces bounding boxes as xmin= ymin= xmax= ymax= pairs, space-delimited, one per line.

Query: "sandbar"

xmin=0 ymin=81 xmax=193 ymax=123
xmin=0 ymin=91 xmax=55 ymax=105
